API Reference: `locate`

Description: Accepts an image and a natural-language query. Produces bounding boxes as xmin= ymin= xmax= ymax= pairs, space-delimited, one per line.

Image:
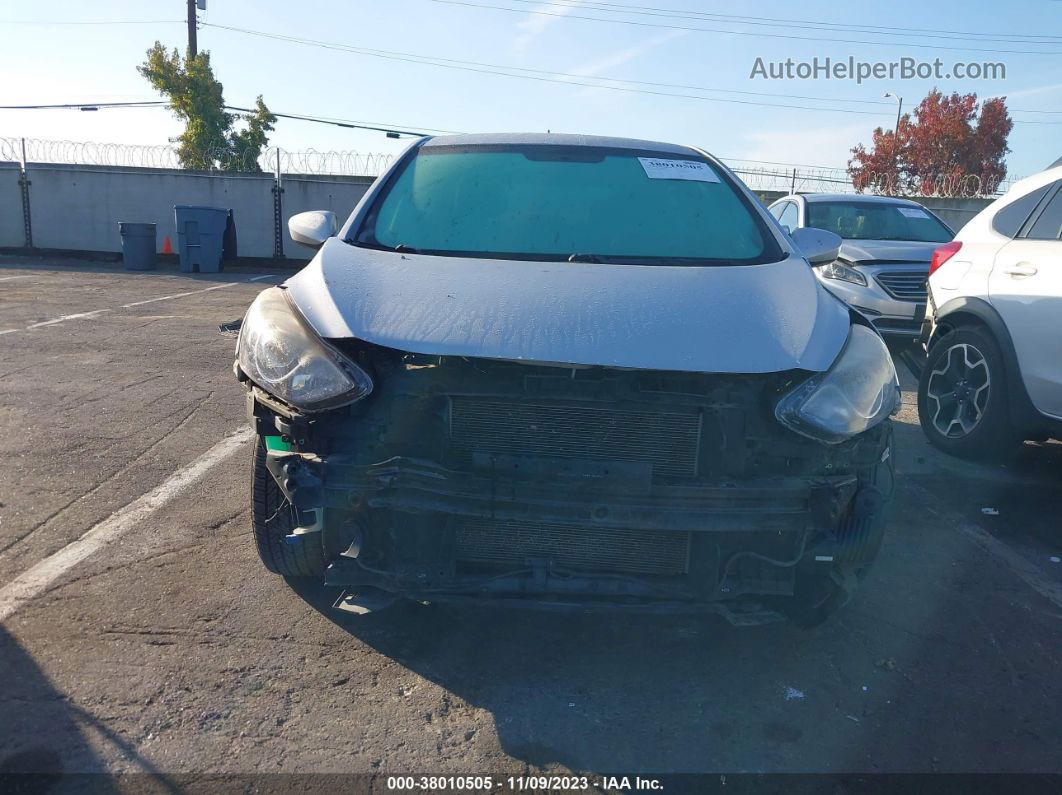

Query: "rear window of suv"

xmin=354 ymin=144 xmax=784 ymax=265
xmin=992 ymin=183 xmax=1056 ymax=238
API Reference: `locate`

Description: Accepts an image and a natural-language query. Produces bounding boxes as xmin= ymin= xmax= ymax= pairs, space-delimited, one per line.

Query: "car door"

xmin=988 ymin=181 xmax=1062 ymax=417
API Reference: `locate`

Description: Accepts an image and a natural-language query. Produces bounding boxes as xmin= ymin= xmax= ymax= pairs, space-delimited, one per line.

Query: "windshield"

xmin=355 ymin=144 xmax=784 ymax=265
xmin=806 ymin=200 xmax=953 ymax=243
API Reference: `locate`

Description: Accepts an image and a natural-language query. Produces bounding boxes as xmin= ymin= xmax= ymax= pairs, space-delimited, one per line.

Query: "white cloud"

xmin=734 ymin=121 xmax=875 ymax=170
xmin=514 ymin=0 xmax=585 ymax=52
xmin=987 ymin=81 xmax=1062 ymax=101
xmin=565 ymin=30 xmax=689 ymax=80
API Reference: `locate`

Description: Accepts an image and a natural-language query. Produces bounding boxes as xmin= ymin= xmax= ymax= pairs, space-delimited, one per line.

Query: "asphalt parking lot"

xmin=1 ymin=257 xmax=1060 ymax=779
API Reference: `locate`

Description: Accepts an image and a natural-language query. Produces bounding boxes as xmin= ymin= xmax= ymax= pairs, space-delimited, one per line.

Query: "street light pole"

xmin=883 ymin=92 xmax=902 ymax=194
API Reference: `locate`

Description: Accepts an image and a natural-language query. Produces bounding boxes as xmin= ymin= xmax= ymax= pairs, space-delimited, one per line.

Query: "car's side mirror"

xmin=791 ymin=226 xmax=841 ymax=266
xmin=288 ymin=210 xmax=337 ymax=249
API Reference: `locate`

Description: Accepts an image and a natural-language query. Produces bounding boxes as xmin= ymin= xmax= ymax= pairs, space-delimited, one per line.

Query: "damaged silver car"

xmin=234 ymin=133 xmax=899 ymax=626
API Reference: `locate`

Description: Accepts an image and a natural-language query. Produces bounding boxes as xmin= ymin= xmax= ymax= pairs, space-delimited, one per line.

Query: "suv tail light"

xmin=929 ymin=241 xmax=963 ymax=276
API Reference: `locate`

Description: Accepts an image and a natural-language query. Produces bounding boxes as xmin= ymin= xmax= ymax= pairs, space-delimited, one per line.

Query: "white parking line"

xmin=914 ymin=485 xmax=1062 ymax=611
xmin=0 ymin=428 xmax=254 ymax=623
xmin=122 ymin=281 xmax=238 ymax=308
xmin=248 ymin=274 xmax=281 ymax=282
xmin=0 ymin=275 xmax=33 ymax=282
xmin=6 ymin=276 xmax=265 ymax=334
xmin=25 ymin=309 xmax=111 ymax=329
xmin=0 ymin=329 xmax=17 ymax=336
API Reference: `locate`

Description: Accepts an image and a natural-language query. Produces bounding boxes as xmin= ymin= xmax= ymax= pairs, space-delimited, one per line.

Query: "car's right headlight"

xmin=818 ymin=260 xmax=868 ymax=287
xmin=237 ymin=287 xmax=373 ymax=412
xmin=775 ymin=324 xmax=900 ymax=444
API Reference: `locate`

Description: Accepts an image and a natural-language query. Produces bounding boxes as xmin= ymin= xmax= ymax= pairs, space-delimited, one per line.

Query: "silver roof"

xmin=421 ymin=132 xmax=701 ymax=157
xmin=798 ymin=193 xmax=927 ymax=206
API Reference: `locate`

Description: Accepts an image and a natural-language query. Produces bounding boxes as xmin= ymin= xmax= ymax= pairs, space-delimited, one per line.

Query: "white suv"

xmin=919 ymin=162 xmax=1062 ymax=457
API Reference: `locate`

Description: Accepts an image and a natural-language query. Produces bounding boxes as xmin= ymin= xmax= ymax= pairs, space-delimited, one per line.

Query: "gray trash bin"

xmin=117 ymin=222 xmax=157 ymax=271
xmin=174 ymin=205 xmax=231 ymax=273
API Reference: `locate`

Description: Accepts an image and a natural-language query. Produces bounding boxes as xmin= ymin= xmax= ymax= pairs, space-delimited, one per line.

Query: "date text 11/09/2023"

xmin=386 ymin=776 xmax=665 ymax=792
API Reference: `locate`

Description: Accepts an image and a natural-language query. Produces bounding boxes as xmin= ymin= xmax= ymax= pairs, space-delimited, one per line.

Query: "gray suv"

xmin=769 ymin=194 xmax=954 ymax=339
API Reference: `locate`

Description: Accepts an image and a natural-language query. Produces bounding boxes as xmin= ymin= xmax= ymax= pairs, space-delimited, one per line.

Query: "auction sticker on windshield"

xmin=898 ymin=206 xmax=930 ymax=219
xmin=638 ymin=157 xmax=721 ymax=182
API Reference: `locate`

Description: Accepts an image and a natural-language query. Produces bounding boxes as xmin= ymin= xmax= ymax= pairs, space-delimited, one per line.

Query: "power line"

xmin=427 ymin=0 xmax=1062 ymax=56
xmin=203 ymin=23 xmax=889 ymax=117
xmin=483 ymin=0 xmax=1062 ymax=45
xmin=201 ymin=23 xmax=1062 ymax=124
xmin=0 ymin=19 xmax=182 ymax=25
xmin=0 ymin=100 xmax=453 ymax=137
xmin=203 ymin=22 xmax=901 ymax=110
xmin=222 ymin=106 xmax=454 ymax=136
xmin=0 ymin=101 xmax=167 ymax=110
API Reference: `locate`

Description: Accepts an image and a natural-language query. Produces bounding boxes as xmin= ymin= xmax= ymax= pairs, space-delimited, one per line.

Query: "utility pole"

xmin=187 ymin=0 xmax=198 ymax=58
xmin=883 ymin=92 xmax=903 ymax=195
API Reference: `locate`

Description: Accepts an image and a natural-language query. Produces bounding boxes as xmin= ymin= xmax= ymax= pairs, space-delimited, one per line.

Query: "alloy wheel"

xmin=925 ymin=343 xmax=991 ymax=438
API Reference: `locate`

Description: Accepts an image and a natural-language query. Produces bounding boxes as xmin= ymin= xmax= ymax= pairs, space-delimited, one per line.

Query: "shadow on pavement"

xmin=0 ymin=627 xmax=181 ymax=792
xmin=287 ymin=479 xmax=1062 ymax=779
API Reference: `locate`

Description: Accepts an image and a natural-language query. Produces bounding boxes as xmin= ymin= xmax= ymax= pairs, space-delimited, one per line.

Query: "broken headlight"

xmin=775 ymin=324 xmax=899 ymax=444
xmin=237 ymin=287 xmax=373 ymax=412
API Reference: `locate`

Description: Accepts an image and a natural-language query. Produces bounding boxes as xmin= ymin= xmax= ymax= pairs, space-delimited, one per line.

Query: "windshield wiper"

xmin=351 ymin=240 xmax=421 ymax=254
xmin=567 ymin=253 xmax=602 ymax=263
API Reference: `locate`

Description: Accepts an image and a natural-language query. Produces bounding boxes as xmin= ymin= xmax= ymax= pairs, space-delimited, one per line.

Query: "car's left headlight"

xmin=775 ymin=324 xmax=900 ymax=444
xmin=237 ymin=287 xmax=373 ymax=412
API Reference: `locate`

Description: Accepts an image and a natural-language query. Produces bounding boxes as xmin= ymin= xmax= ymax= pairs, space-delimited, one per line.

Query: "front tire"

xmin=251 ymin=437 xmax=325 ymax=577
xmin=917 ymin=326 xmax=1019 ymax=459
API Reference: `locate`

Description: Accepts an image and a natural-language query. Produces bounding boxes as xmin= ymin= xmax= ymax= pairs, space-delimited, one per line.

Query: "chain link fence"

xmin=1 ymin=136 xmax=1020 ymax=197
xmin=0 ymin=137 xmax=396 ymax=177
xmin=727 ymin=160 xmax=1018 ymax=198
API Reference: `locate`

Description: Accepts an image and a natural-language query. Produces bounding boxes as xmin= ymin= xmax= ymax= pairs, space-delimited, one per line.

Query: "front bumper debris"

xmin=264 ymin=448 xmax=887 ymax=624
xmin=268 ymin=451 xmax=857 ymax=533
xmin=249 ymin=352 xmax=893 ymax=623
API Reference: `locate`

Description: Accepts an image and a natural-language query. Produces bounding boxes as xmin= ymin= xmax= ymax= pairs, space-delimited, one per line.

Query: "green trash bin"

xmin=174 ymin=205 xmax=232 ymax=273
xmin=117 ymin=222 xmax=157 ymax=271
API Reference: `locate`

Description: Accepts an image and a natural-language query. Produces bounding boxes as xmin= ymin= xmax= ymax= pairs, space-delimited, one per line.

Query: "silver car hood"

xmin=284 ymin=239 xmax=850 ymax=374
xmin=839 ymin=239 xmax=937 ymax=264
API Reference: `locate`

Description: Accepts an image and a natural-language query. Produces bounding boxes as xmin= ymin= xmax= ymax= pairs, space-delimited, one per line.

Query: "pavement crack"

xmin=98 ymin=623 xmax=345 ymax=651
xmin=43 ymin=529 xmax=250 ymax=593
xmin=0 ymin=395 xmax=223 ymax=558
xmin=62 ymin=374 xmax=170 ymax=410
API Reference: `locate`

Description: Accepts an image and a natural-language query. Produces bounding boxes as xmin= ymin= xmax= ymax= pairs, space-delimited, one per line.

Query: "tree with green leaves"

xmin=138 ymin=42 xmax=276 ymax=172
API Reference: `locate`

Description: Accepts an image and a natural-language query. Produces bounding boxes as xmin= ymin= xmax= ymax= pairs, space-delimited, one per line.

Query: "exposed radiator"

xmin=448 ymin=397 xmax=702 ymax=478
xmin=455 ymin=518 xmax=690 ymax=576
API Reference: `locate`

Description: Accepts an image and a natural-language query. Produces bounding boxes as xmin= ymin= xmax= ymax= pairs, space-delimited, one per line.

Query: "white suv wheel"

xmin=925 ymin=342 xmax=992 ymax=438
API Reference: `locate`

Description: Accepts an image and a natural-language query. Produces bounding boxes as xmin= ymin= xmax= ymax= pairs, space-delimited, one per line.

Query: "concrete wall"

xmin=278 ymin=175 xmax=374 ymax=257
xmin=2 ymin=162 xmax=997 ymax=258
xmin=5 ymin=163 xmax=373 ymax=259
xmin=916 ymin=196 xmax=993 ymax=233
xmin=0 ymin=163 xmax=25 ymax=248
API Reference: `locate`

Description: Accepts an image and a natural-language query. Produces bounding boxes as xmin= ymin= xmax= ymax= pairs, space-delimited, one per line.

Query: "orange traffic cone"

xmin=162 ymin=235 xmax=174 ymax=255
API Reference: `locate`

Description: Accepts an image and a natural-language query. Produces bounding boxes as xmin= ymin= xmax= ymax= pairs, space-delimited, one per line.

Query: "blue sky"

xmin=1 ymin=0 xmax=1059 ymax=179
